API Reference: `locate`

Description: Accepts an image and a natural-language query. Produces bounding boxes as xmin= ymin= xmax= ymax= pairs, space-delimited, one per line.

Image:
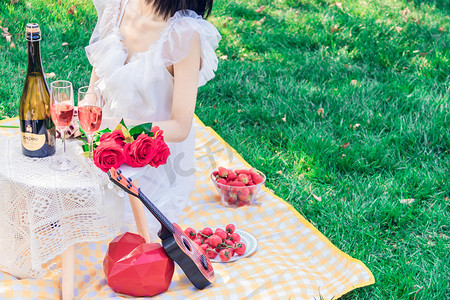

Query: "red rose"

xmin=149 ymin=138 xmax=170 ymax=168
xmin=124 ymin=134 xmax=156 ymax=168
xmin=93 ymin=140 xmax=126 ymax=172
xmin=100 ymin=130 xmax=126 ymax=147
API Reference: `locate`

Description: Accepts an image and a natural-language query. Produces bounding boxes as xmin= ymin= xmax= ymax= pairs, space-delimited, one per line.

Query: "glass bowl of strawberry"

xmin=211 ymin=167 xmax=266 ymax=208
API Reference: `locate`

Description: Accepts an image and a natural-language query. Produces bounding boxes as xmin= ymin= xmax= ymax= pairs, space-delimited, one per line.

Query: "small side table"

xmin=62 ymin=180 xmax=151 ymax=300
xmin=0 ymin=122 xmax=154 ymax=300
xmin=60 ymin=161 xmax=157 ymax=300
xmin=0 ymin=136 xmax=125 ymax=299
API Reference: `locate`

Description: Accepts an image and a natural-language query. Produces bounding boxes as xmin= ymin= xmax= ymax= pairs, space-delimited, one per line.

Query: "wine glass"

xmin=78 ymin=86 xmax=103 ymax=159
xmin=50 ymin=80 xmax=76 ymax=171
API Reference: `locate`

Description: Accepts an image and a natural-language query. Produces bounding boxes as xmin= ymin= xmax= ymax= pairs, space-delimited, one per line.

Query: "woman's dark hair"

xmin=148 ymin=0 xmax=213 ymax=19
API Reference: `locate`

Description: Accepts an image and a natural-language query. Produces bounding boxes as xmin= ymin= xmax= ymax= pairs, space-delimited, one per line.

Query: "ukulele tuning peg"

xmin=117 ymin=190 xmax=125 ymax=198
xmin=117 ymin=169 xmax=122 ymax=174
xmin=107 ymin=182 xmax=114 ymax=190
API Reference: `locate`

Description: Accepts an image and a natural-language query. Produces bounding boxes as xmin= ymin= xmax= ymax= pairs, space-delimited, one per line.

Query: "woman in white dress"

xmin=85 ymin=0 xmax=221 ymax=240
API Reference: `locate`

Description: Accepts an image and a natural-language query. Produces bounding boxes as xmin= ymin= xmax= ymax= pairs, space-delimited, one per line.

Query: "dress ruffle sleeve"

xmin=160 ymin=10 xmax=221 ymax=87
xmin=85 ymin=0 xmax=128 ymax=84
xmin=89 ymin=0 xmax=121 ymax=43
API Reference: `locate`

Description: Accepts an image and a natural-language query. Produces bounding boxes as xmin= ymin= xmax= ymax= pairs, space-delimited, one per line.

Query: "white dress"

xmin=85 ymin=0 xmax=221 ymax=240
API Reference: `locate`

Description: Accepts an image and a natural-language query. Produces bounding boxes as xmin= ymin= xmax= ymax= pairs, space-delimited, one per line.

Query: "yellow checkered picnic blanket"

xmin=0 ymin=116 xmax=374 ymax=299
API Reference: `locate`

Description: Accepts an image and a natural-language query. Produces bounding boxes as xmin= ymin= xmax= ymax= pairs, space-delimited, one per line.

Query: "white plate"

xmin=210 ymin=229 xmax=258 ymax=263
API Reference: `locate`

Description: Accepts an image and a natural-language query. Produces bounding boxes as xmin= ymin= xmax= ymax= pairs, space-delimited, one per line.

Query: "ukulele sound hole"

xmin=200 ymin=255 xmax=208 ymax=270
xmin=182 ymin=237 xmax=192 ymax=252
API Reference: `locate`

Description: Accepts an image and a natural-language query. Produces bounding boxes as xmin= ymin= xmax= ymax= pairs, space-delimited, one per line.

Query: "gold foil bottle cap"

xmin=26 ymin=23 xmax=41 ymax=41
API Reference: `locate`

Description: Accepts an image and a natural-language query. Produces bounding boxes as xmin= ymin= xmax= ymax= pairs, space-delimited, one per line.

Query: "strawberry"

xmin=237 ymin=174 xmax=250 ymax=184
xmin=229 ymin=180 xmax=246 ymax=187
xmin=250 ymin=171 xmax=264 ymax=184
xmin=238 ymin=200 xmax=250 ymax=207
xmin=238 ymin=187 xmax=250 ymax=201
xmin=248 ymin=170 xmax=258 ymax=178
xmin=227 ymin=170 xmax=237 ymax=181
xmin=193 ymin=238 xmax=202 ymax=246
xmin=221 ymin=185 xmax=231 ymax=194
xmin=208 ymin=234 xmax=222 ymax=248
xmin=219 ymin=249 xmax=233 ymax=262
xmin=216 ymin=178 xmax=227 ymax=185
xmin=234 ymin=242 xmax=246 ymax=255
xmin=230 ymin=188 xmax=241 ymax=197
xmin=214 ymin=228 xmax=227 ymax=240
xmin=235 ymin=169 xmax=251 ymax=175
xmin=212 ymin=171 xmax=219 ymax=177
xmin=225 ymin=174 xmax=236 ymax=183
xmin=184 ymin=227 xmax=196 ymax=240
xmin=247 ymin=180 xmax=255 ymax=186
xmin=218 ymin=166 xmax=228 ymax=178
xmin=225 ymin=224 xmax=235 ymax=234
xmin=225 ymin=194 xmax=237 ymax=205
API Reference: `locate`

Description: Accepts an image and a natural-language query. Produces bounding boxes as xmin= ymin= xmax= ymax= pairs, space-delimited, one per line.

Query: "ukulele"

xmin=107 ymin=167 xmax=214 ymax=290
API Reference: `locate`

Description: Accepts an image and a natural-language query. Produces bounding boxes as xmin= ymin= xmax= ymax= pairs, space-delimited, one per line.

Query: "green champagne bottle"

xmin=19 ymin=23 xmax=56 ymax=157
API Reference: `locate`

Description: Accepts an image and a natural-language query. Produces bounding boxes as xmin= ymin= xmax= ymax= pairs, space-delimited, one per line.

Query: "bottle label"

xmin=20 ymin=119 xmax=55 ymax=157
xmin=22 ymin=132 xmax=46 ymax=151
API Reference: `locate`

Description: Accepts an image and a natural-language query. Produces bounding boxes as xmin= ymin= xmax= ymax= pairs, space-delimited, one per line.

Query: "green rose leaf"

xmin=78 ymin=126 xmax=111 ymax=153
xmin=129 ymin=122 xmax=153 ymax=139
xmin=119 ymin=118 xmax=127 ymax=129
xmin=96 ymin=128 xmax=111 ymax=137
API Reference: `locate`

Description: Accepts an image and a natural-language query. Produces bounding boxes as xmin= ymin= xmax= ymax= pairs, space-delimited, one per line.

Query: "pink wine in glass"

xmin=50 ymin=103 xmax=74 ymax=128
xmin=78 ymin=105 xmax=102 ymax=134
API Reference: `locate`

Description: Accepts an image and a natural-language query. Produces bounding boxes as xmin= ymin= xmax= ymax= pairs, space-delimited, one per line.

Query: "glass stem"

xmin=88 ymin=135 xmax=93 ymax=159
xmin=62 ymin=128 xmax=67 ymax=154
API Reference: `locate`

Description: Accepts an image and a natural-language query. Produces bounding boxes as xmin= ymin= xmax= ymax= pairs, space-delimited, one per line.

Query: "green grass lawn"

xmin=1 ymin=0 xmax=449 ymax=299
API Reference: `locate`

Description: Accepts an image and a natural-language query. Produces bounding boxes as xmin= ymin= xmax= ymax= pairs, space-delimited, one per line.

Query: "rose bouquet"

xmin=82 ymin=120 xmax=170 ymax=172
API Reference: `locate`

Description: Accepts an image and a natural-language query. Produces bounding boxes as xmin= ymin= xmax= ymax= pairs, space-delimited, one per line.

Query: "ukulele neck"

xmin=137 ymin=189 xmax=174 ymax=239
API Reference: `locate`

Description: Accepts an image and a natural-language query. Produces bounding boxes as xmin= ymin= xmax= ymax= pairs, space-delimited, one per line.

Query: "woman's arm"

xmin=89 ymin=67 xmax=100 ymax=89
xmin=102 ymin=33 xmax=202 ymax=143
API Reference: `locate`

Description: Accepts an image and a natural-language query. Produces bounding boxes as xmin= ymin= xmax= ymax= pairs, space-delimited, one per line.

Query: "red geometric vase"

xmin=103 ymin=232 xmax=175 ymax=297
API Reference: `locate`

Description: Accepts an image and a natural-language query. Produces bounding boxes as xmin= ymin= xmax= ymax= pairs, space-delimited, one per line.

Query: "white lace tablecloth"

xmin=0 ymin=136 xmax=123 ymax=279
